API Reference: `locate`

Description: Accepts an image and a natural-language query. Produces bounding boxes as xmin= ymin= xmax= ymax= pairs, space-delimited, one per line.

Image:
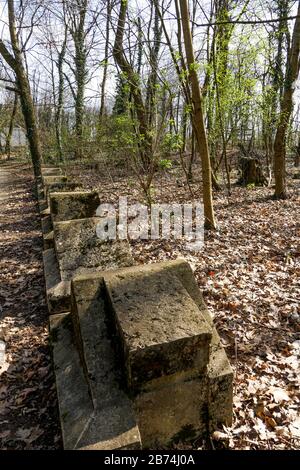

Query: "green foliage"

xmin=158 ymin=158 xmax=172 ymax=170
xmin=113 ymin=73 xmax=129 ymax=116
xmin=162 ymin=132 xmax=183 ymax=154
xmin=189 ymin=61 xmax=200 ymax=73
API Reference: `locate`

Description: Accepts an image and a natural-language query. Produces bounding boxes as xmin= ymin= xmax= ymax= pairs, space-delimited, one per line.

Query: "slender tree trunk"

xmin=274 ymin=0 xmax=300 ymax=198
xmin=179 ymin=0 xmax=216 ymax=229
xmin=74 ymin=42 xmax=86 ymax=160
xmin=113 ymin=0 xmax=152 ymax=170
xmin=295 ymin=133 xmax=300 ymax=167
xmin=99 ymin=0 xmax=111 ymax=120
xmin=65 ymin=0 xmax=88 ymax=160
xmin=55 ymin=29 xmax=67 ymax=162
xmin=145 ymin=3 xmax=162 ymax=130
xmin=187 ymin=129 xmax=195 ymax=181
xmin=5 ymin=92 xmax=18 ymax=159
xmin=0 ymin=0 xmax=42 ymax=179
xmin=268 ymin=1 xmax=289 ymax=164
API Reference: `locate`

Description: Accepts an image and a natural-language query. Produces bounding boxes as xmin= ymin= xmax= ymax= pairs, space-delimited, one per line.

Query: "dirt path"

xmin=0 ymin=162 xmax=61 ymax=450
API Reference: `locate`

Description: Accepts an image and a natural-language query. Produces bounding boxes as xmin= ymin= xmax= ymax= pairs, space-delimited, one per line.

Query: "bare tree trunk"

xmin=295 ymin=134 xmax=300 ymax=167
xmin=55 ymin=28 xmax=67 ymax=162
xmin=5 ymin=92 xmax=18 ymax=159
xmin=187 ymin=129 xmax=195 ymax=181
xmin=274 ymin=0 xmax=300 ymax=198
xmin=145 ymin=2 xmax=162 ymax=129
xmin=179 ymin=0 xmax=216 ymax=229
xmin=64 ymin=0 xmax=88 ymax=160
xmin=74 ymin=29 xmax=86 ymax=160
xmin=0 ymin=0 xmax=42 ymax=179
xmin=113 ymin=0 xmax=152 ymax=170
xmin=99 ymin=0 xmax=111 ymax=120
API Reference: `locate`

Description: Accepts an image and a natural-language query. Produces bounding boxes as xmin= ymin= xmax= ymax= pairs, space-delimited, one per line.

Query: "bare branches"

xmin=193 ymin=15 xmax=300 ymax=28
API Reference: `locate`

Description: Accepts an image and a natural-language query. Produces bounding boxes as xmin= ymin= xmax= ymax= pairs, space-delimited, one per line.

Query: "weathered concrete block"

xmin=71 ymin=280 xmax=141 ymax=449
xmin=43 ymin=175 xmax=68 ymax=186
xmin=41 ymin=167 xmax=63 ymax=176
xmin=134 ymin=377 xmax=208 ymax=448
xmin=42 ymin=192 xmax=100 ymax=250
xmin=46 ymin=181 xmax=81 ymax=194
xmin=42 ymin=181 xmax=83 ymax=201
xmin=41 ymin=215 xmax=54 ymax=249
xmin=49 ymin=191 xmax=100 ymax=222
xmin=54 ymin=218 xmax=134 ymax=281
xmin=41 ymin=215 xmax=53 ymax=236
xmin=69 ymin=260 xmax=233 ymax=448
xmin=77 ymin=406 xmax=141 ymax=450
xmin=44 ymin=231 xmax=54 ymax=250
xmin=50 ymin=313 xmax=93 ymax=450
xmin=207 ymin=332 xmax=233 ymax=430
xmin=46 ymin=221 xmax=233 ymax=450
xmin=50 ymin=312 xmax=141 ymax=450
xmin=43 ymin=218 xmax=134 ymax=314
xmin=43 ymin=249 xmax=71 ymax=313
xmin=104 ymin=269 xmax=212 ymax=391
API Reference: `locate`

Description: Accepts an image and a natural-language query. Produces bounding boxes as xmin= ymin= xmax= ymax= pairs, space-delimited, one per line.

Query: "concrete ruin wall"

xmin=38 ymin=166 xmax=233 ymax=450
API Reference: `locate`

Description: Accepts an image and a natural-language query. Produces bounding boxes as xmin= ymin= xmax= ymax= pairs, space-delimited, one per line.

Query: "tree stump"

xmin=238 ymin=157 xmax=267 ymax=186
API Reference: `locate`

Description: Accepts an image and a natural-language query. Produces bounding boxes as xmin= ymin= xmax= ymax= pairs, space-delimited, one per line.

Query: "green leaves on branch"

xmin=162 ymin=131 xmax=184 ymax=153
xmin=159 ymin=158 xmax=173 ymax=170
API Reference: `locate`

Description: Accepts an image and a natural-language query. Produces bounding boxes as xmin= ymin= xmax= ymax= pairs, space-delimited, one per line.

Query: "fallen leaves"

xmin=268 ymin=387 xmax=290 ymax=403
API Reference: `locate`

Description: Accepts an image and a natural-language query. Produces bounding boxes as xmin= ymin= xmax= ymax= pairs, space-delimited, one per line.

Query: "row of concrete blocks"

xmin=38 ymin=166 xmax=233 ymax=450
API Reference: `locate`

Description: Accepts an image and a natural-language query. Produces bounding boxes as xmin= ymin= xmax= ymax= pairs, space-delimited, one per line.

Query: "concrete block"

xmin=42 ymin=181 xmax=83 ymax=201
xmin=41 ymin=215 xmax=53 ymax=236
xmin=41 ymin=167 xmax=63 ymax=176
xmin=71 ymin=260 xmax=233 ymax=445
xmin=104 ymin=269 xmax=212 ymax=391
xmin=54 ymin=218 xmax=134 ymax=281
xmin=50 ymin=313 xmax=141 ymax=450
xmin=43 ymin=248 xmax=70 ymax=314
xmin=43 ymin=219 xmax=134 ymax=314
xmin=49 ymin=191 xmax=100 ymax=222
xmin=50 ymin=313 xmax=93 ymax=450
xmin=43 ymin=175 xmax=68 ymax=186
xmin=134 ymin=377 xmax=208 ymax=448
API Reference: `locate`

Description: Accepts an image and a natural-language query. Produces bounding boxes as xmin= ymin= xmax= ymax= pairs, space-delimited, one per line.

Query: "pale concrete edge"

xmin=49 ymin=313 xmax=94 ymax=450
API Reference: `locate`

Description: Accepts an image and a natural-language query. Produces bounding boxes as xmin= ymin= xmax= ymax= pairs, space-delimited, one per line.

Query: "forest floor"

xmin=69 ymin=162 xmax=300 ymax=450
xmin=0 ymin=160 xmax=299 ymax=450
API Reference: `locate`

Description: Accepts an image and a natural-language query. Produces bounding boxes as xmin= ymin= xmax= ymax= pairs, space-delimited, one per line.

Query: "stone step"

xmin=41 ymin=215 xmax=53 ymax=236
xmin=50 ymin=313 xmax=93 ymax=450
xmin=42 ymin=181 xmax=83 ymax=201
xmin=42 ymin=175 xmax=68 ymax=186
xmin=41 ymin=168 xmax=63 ymax=176
xmin=70 ymin=260 xmax=233 ymax=448
xmin=43 ymin=218 xmax=134 ymax=314
xmin=53 ymin=217 xmax=134 ymax=281
xmin=50 ymin=309 xmax=141 ymax=450
xmin=49 ymin=191 xmax=100 ymax=222
xmin=104 ymin=268 xmax=212 ymax=392
xmin=43 ymin=248 xmax=70 ymax=313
